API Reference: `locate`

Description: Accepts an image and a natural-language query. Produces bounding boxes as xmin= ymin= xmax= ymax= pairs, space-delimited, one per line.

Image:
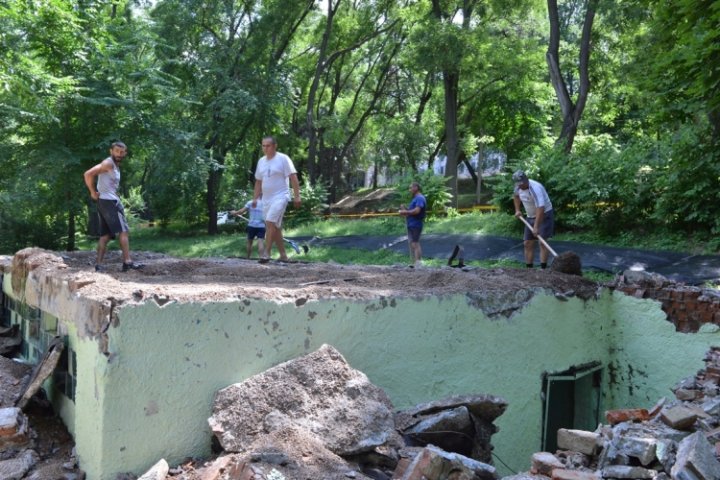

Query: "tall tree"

xmin=152 ymin=0 xmax=314 ymax=234
xmin=546 ymin=0 xmax=597 ymax=152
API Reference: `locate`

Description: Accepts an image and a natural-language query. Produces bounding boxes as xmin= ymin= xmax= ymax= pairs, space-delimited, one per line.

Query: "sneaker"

xmin=94 ymin=264 xmax=105 ymax=272
xmin=122 ymin=261 xmax=144 ymax=272
xmin=258 ymin=257 xmax=270 ymax=264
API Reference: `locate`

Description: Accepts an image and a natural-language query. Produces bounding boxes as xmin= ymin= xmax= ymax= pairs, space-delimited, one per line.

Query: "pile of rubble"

xmin=505 ymin=346 xmax=720 ymax=480
xmin=145 ymin=344 xmax=507 ymax=480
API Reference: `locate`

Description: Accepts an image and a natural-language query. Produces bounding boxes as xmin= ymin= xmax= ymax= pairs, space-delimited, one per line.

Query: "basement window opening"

xmin=541 ymin=362 xmax=602 ymax=453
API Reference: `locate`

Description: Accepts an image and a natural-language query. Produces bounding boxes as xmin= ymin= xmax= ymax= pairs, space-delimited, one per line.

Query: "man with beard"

xmin=83 ymin=141 xmax=144 ymax=272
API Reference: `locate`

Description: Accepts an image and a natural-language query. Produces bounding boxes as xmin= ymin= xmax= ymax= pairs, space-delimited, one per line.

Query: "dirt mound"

xmin=330 ymin=188 xmax=399 ymax=214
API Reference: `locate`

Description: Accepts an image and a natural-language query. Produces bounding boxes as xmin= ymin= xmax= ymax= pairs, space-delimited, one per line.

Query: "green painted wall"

xmin=84 ymin=292 xmax=618 ymax=478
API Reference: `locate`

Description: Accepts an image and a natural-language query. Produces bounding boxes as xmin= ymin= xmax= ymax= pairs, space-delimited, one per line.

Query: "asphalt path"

xmin=288 ymin=233 xmax=720 ymax=285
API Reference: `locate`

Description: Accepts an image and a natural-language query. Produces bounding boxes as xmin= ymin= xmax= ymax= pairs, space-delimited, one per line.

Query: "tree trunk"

xmin=66 ymin=206 xmax=75 ymax=251
xmin=442 ymin=71 xmax=460 ymax=207
xmin=475 ymin=142 xmax=484 ymax=205
xmin=546 ymin=0 xmax=596 ymax=153
xmin=306 ymin=0 xmax=340 ymax=182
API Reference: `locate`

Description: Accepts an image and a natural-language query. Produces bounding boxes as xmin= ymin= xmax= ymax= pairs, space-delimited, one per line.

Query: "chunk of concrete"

xmin=615 ymin=436 xmax=656 ymax=466
xmin=394 ymin=445 xmax=496 ymax=480
xmin=404 ymin=406 xmax=474 ymax=456
xmin=557 ymin=429 xmax=599 ymax=456
xmin=550 ymin=468 xmax=599 ymax=480
xmin=0 ymin=450 xmax=39 ymax=480
xmin=0 ymin=407 xmax=30 ymax=449
xmin=531 ymin=451 xmax=564 ymax=476
xmin=208 ymin=344 xmax=395 ymax=456
xmin=138 ymin=458 xmax=169 ymax=480
xmin=671 ymin=431 xmax=720 ymax=480
xmin=601 ymin=465 xmax=655 ymax=479
xmin=660 ymin=405 xmax=697 ymax=430
xmin=395 ymin=393 xmax=507 ymax=464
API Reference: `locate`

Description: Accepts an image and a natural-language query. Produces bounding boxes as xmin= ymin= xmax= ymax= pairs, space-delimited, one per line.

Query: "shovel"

xmin=517 ymin=216 xmax=558 ymax=257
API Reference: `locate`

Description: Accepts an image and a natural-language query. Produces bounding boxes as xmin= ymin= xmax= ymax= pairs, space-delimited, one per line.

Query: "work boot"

xmin=122 ymin=261 xmax=144 ymax=272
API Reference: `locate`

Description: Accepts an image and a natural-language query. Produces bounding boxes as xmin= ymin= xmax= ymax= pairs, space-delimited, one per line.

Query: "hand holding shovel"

xmin=517 ymin=216 xmax=558 ymax=258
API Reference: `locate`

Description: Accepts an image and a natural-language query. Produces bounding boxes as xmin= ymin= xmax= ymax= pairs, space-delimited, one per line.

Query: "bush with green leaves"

xmin=393 ymin=170 xmax=452 ymax=217
xmin=284 ymin=178 xmax=330 ymax=228
xmin=497 ymin=127 xmax=720 ymax=242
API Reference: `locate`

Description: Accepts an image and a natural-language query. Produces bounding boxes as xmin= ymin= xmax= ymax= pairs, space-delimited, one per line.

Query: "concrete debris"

xmin=201 ymin=345 xmax=505 ymax=479
xmin=671 ymin=431 xmax=720 ymax=480
xmin=530 ymin=452 xmax=564 ymax=476
xmin=208 ymin=344 xmax=396 ymax=456
xmin=138 ymin=458 xmax=169 ymax=480
xmin=556 ymin=429 xmax=599 ymax=456
xmin=395 ymin=394 xmax=508 ymax=464
xmin=660 ymin=405 xmax=698 ymax=430
xmin=0 ymin=449 xmax=39 ymax=480
xmin=0 ymin=407 xmax=30 ymax=450
xmin=393 ymin=444 xmax=496 ymax=480
xmin=504 ymin=347 xmax=720 ymax=480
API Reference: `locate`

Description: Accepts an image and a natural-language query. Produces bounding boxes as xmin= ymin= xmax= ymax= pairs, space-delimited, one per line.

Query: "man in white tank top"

xmin=83 ymin=141 xmax=143 ymax=272
xmin=252 ymin=136 xmax=301 ymax=263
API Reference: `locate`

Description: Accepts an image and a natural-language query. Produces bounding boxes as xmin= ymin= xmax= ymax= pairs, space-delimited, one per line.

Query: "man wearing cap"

xmin=512 ymin=170 xmax=554 ymax=269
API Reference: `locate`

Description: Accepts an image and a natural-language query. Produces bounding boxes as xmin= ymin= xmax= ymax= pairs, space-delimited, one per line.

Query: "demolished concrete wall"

xmin=2 ymin=250 xmax=720 ymax=479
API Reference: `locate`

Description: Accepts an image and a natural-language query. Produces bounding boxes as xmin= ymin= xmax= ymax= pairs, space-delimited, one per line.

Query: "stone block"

xmin=616 ymin=436 xmax=656 ymax=466
xmin=557 ymin=429 xmax=599 ymax=456
xmin=671 ymin=431 xmax=720 ymax=480
xmin=660 ymin=405 xmax=698 ymax=430
xmin=605 ymin=408 xmax=649 ymax=425
xmin=550 ymin=468 xmax=600 ymax=480
xmin=601 ymin=465 xmax=655 ymax=479
xmin=531 ymin=452 xmax=564 ymax=476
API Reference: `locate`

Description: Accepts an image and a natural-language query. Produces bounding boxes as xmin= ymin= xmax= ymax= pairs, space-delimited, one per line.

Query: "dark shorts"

xmin=97 ymin=199 xmax=129 ymax=239
xmin=523 ymin=210 xmax=554 ymax=241
xmin=247 ymin=226 xmax=266 ymax=240
xmin=407 ymin=226 xmax=423 ymax=243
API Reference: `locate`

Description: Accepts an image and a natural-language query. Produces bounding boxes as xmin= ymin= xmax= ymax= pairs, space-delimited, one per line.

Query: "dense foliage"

xmin=0 ymin=0 xmax=718 ymax=254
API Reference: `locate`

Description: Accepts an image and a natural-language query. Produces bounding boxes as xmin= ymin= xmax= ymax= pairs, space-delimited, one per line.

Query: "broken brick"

xmin=604 ymin=408 xmax=649 ymax=425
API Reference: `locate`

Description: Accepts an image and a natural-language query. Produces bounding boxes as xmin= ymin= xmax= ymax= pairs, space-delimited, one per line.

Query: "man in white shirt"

xmin=252 ymin=136 xmax=301 ymax=263
xmin=512 ymin=170 xmax=554 ymax=269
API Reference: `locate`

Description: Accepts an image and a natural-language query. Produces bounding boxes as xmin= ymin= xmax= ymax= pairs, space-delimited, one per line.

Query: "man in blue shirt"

xmin=399 ymin=182 xmax=427 ymax=268
xmin=231 ymin=199 xmax=266 ymax=259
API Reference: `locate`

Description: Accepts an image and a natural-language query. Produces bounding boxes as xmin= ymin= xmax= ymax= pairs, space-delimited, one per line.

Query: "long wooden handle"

xmin=518 ymin=216 xmax=558 ymax=257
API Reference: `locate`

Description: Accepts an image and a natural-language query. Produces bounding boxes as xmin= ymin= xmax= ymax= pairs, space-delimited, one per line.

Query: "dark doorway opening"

xmin=542 ymin=362 xmax=602 ymax=452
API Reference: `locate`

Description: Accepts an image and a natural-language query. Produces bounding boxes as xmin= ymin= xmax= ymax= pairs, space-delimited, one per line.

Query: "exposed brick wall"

xmin=616 ymin=283 xmax=720 ymax=332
